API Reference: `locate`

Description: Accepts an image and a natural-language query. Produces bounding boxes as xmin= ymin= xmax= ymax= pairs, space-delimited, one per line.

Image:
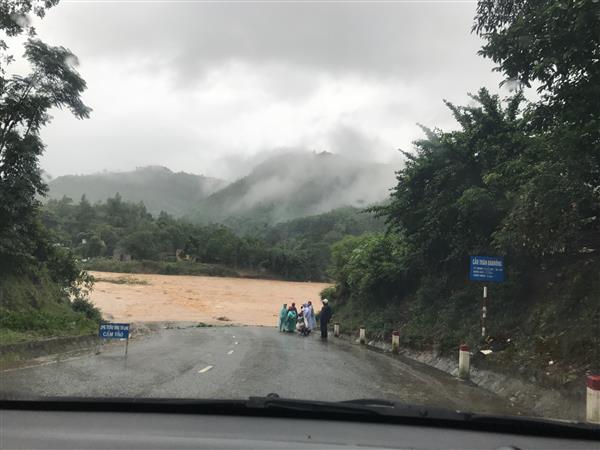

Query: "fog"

xmin=198 ymin=152 xmax=397 ymax=224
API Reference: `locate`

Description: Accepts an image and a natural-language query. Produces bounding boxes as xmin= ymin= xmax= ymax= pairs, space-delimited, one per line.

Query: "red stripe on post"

xmin=587 ymin=374 xmax=600 ymax=391
xmin=392 ymin=331 xmax=400 ymax=336
xmin=459 ymin=344 xmax=469 ymax=352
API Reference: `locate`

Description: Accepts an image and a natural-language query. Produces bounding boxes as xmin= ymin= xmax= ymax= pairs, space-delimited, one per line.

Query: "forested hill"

xmin=47 ymin=153 xmax=396 ymax=228
xmin=189 ymin=152 xmax=396 ymax=231
xmin=47 ymin=166 xmax=226 ymax=216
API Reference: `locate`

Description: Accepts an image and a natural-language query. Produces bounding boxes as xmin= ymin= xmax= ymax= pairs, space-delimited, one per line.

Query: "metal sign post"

xmin=482 ymin=286 xmax=487 ymax=339
xmin=99 ymin=323 xmax=130 ymax=356
xmin=469 ymin=256 xmax=504 ymax=341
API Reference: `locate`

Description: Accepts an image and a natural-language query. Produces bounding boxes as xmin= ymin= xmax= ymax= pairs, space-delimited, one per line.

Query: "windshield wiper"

xmin=247 ymin=396 xmax=471 ymax=420
xmin=246 ymin=396 xmax=381 ymax=416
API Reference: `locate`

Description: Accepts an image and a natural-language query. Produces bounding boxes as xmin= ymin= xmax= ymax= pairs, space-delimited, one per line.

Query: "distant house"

xmin=113 ymin=248 xmax=131 ymax=262
xmin=175 ymin=249 xmax=194 ymax=262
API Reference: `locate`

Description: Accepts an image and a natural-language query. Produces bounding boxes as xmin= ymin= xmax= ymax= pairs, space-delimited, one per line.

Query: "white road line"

xmin=234 ymin=341 xmax=239 ymax=345
xmin=232 ymin=336 xmax=236 ymax=338
xmin=227 ymin=350 xmax=234 ymax=355
xmin=198 ymin=365 xmax=214 ymax=374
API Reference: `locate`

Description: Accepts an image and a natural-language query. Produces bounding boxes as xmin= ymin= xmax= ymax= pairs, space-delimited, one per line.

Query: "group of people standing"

xmin=278 ymin=299 xmax=332 ymax=339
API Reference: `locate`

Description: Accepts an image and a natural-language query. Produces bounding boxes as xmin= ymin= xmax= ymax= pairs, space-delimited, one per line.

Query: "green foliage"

xmin=329 ymin=88 xmax=598 ymax=368
xmin=0 ymin=1 xmax=59 ymax=41
xmin=91 ymin=275 xmax=148 ymax=285
xmin=329 ymin=233 xmax=410 ymax=306
xmin=1 ymin=3 xmax=90 ymax=273
xmin=0 ymin=3 xmax=101 ymax=344
xmin=43 ymin=196 xmax=383 ymax=281
xmin=474 ymin=0 xmax=600 ymax=132
xmin=82 ymin=258 xmax=239 ymax=278
xmin=0 ymin=270 xmax=100 ymax=344
xmin=71 ymin=297 xmax=102 ymax=322
xmin=325 ymin=2 xmax=600 ymax=374
xmin=474 ymin=0 xmax=600 ymax=257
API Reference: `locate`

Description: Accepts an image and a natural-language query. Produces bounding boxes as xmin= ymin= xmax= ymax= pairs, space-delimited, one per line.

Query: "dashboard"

xmin=2 ymin=408 xmax=598 ymax=449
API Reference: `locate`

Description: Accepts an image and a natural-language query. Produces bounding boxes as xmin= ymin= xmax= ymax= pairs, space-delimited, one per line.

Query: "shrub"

xmin=71 ymin=297 xmax=102 ymax=323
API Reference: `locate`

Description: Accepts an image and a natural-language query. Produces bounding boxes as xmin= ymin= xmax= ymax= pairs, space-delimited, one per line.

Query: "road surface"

xmin=0 ymin=326 xmax=518 ymax=415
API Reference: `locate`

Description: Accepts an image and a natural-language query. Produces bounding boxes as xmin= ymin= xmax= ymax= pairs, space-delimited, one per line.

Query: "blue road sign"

xmin=99 ymin=323 xmax=130 ymax=339
xmin=469 ymin=256 xmax=504 ymax=282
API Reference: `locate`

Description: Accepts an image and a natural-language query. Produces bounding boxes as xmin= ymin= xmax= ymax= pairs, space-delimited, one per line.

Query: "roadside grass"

xmin=324 ymin=262 xmax=600 ymax=392
xmin=92 ymin=275 xmax=149 ymax=285
xmin=0 ymin=306 xmax=98 ymax=345
xmin=0 ymin=272 xmax=100 ymax=346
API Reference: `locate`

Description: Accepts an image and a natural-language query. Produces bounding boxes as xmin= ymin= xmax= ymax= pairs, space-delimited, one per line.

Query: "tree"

xmin=74 ymin=195 xmax=96 ymax=233
xmin=0 ymin=5 xmax=91 ymax=273
xmin=0 ymin=2 xmax=60 ymax=41
xmin=474 ymin=0 xmax=600 ymax=257
xmin=121 ymin=229 xmax=158 ymax=260
xmin=474 ymin=0 xmax=599 ymax=123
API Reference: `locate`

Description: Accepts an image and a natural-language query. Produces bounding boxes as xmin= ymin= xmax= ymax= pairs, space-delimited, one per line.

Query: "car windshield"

xmin=1 ymin=0 xmax=599 ymax=428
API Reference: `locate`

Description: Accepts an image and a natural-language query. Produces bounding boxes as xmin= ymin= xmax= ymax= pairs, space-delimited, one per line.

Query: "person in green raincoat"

xmin=278 ymin=303 xmax=287 ymax=332
xmin=285 ymin=308 xmax=297 ymax=332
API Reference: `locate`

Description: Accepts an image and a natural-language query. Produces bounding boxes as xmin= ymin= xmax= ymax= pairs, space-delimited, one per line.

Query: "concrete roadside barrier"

xmin=458 ymin=344 xmax=470 ymax=380
xmin=587 ymin=374 xmax=600 ymax=424
xmin=359 ymin=326 xmax=366 ymax=345
xmin=334 ymin=323 xmax=340 ymax=337
xmin=391 ymin=331 xmax=400 ymax=354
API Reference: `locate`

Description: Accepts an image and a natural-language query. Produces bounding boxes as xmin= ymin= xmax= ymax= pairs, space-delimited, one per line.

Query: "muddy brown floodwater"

xmin=89 ymin=272 xmax=332 ymax=326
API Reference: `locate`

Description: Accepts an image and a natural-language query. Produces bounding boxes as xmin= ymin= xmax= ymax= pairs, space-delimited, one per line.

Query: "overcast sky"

xmin=30 ymin=0 xmax=506 ymax=180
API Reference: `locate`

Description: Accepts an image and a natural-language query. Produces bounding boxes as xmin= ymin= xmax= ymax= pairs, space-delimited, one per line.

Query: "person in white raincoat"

xmin=304 ymin=301 xmax=316 ymax=330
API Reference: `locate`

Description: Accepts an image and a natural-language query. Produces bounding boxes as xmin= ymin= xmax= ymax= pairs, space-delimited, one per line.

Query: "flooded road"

xmin=0 ymin=326 xmax=519 ymax=416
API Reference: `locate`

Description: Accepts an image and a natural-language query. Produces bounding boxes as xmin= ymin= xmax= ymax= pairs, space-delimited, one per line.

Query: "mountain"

xmin=47 ymin=166 xmax=226 ymax=216
xmin=189 ymin=152 xmax=397 ymax=231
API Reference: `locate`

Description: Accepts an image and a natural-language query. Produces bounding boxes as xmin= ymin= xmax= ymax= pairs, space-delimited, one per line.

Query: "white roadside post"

xmin=359 ymin=326 xmax=366 ymax=345
xmin=587 ymin=374 xmax=600 ymax=424
xmin=458 ymin=344 xmax=470 ymax=380
xmin=334 ymin=323 xmax=340 ymax=337
xmin=391 ymin=330 xmax=400 ymax=354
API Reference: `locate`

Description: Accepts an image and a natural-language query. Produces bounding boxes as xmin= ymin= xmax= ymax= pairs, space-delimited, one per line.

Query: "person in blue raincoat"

xmin=278 ymin=303 xmax=287 ymax=332
xmin=285 ymin=307 xmax=298 ymax=332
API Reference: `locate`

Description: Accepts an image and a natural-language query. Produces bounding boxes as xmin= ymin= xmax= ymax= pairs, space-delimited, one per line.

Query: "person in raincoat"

xmin=303 ymin=301 xmax=316 ymax=331
xmin=306 ymin=301 xmax=317 ymax=330
xmin=278 ymin=303 xmax=288 ymax=332
xmin=319 ymin=298 xmax=332 ymax=339
xmin=285 ymin=307 xmax=298 ymax=332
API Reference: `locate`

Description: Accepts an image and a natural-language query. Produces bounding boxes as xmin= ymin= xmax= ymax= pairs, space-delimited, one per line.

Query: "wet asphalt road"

xmin=0 ymin=326 xmax=516 ymax=415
